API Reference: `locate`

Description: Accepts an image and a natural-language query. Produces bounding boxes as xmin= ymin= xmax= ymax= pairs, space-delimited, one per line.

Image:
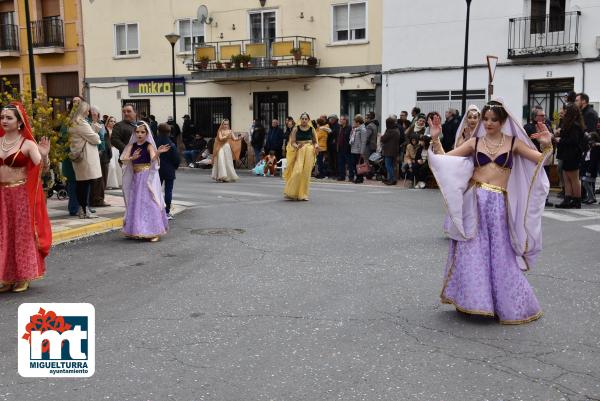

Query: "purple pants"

xmin=441 ymin=184 xmax=542 ymax=324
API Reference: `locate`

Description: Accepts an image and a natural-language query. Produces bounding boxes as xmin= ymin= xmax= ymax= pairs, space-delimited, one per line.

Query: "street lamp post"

xmin=486 ymin=55 xmax=498 ymax=102
xmin=461 ymin=0 xmax=472 ymax=116
xmin=24 ymin=0 xmax=37 ymax=102
xmin=165 ymin=33 xmax=180 ymax=127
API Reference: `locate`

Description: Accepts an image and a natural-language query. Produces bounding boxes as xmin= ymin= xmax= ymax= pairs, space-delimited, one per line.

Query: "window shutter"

xmin=127 ymin=24 xmax=138 ymax=53
xmin=115 ymin=24 xmax=126 ymax=54
xmin=334 ymin=5 xmax=349 ymax=32
xmin=349 ymin=3 xmax=366 ymax=30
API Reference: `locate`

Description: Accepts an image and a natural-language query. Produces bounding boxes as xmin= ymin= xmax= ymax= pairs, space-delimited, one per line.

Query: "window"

xmin=415 ymin=90 xmax=486 ymax=115
xmin=177 ymin=19 xmax=204 ymax=53
xmin=530 ymin=0 xmax=566 ymax=33
xmin=333 ymin=2 xmax=367 ymax=42
xmin=114 ymin=23 xmax=139 ymax=56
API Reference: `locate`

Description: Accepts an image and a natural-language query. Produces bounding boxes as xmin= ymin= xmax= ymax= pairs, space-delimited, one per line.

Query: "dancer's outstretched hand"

xmin=157 ymin=144 xmax=171 ymax=154
xmin=428 ymin=117 xmax=442 ymax=140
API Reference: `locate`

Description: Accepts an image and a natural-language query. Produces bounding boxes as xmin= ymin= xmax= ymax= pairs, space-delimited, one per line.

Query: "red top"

xmin=0 ymin=138 xmax=29 ymax=168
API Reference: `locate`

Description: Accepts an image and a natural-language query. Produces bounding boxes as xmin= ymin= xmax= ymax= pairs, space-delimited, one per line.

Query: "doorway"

xmin=527 ymin=78 xmax=573 ymax=122
xmin=253 ymin=92 xmax=288 ymax=128
xmin=190 ymin=97 xmax=231 ymax=138
xmin=341 ymin=90 xmax=376 ymax=119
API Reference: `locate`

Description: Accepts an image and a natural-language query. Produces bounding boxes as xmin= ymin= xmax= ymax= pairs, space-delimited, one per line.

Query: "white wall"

xmin=382 ymin=0 xmax=600 ymax=118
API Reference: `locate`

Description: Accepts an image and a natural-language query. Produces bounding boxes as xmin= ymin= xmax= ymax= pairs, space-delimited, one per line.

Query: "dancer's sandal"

xmin=12 ymin=281 xmax=30 ymax=293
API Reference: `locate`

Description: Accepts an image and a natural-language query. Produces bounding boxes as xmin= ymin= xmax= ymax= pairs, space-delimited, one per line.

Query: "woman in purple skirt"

xmin=428 ymin=100 xmax=553 ymax=324
xmin=120 ymin=122 xmax=170 ymax=242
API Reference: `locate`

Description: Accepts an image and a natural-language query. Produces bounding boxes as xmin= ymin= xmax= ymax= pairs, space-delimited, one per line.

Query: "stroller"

xmin=44 ymin=170 xmax=68 ymax=200
xmin=367 ymin=152 xmax=387 ymax=181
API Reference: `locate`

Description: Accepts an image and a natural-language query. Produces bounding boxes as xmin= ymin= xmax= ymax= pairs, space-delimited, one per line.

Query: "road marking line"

xmin=543 ymin=211 xmax=600 ymax=222
xmin=583 ymin=224 xmax=600 ymax=232
xmin=207 ymin=189 xmax=268 ymax=197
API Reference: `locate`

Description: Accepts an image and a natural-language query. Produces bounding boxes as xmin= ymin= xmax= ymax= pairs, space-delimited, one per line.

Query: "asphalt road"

xmin=1 ymin=169 xmax=599 ymax=401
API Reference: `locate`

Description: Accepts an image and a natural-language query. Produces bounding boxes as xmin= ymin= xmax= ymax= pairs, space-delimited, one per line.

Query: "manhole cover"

xmin=190 ymin=228 xmax=246 ymax=236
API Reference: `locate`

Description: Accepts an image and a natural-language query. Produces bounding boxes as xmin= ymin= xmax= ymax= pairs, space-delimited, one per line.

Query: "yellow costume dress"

xmin=283 ymin=126 xmax=316 ymax=201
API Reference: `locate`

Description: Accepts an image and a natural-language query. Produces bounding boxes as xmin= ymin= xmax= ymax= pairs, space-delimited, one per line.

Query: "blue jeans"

xmin=161 ymin=178 xmax=174 ymax=214
xmin=337 ymin=152 xmax=351 ymax=179
xmin=316 ymin=152 xmax=328 ymax=177
xmin=253 ymin=146 xmax=263 ymax=165
xmin=66 ymin=179 xmax=79 ymax=215
xmin=183 ymin=150 xmax=200 ymax=164
xmin=384 ymin=156 xmax=396 ymax=182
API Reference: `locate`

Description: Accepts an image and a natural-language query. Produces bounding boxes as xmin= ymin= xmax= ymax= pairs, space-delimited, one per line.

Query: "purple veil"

xmin=454 ymin=104 xmax=480 ymax=148
xmin=120 ymin=121 xmax=165 ymax=217
xmin=429 ymin=99 xmax=551 ymax=270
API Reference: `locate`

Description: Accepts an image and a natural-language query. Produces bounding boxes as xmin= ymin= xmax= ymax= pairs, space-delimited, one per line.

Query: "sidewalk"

xmin=48 ymin=191 xmax=187 ymax=245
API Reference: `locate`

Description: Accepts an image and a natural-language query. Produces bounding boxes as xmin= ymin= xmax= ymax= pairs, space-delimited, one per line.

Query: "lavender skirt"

xmin=122 ymin=169 xmax=168 ymax=238
xmin=441 ymin=183 xmax=542 ymax=324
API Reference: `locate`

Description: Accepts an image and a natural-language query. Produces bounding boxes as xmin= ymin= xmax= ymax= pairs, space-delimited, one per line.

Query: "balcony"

xmin=0 ymin=24 xmax=20 ymax=57
xmin=189 ymin=36 xmax=318 ymax=81
xmin=31 ymin=18 xmax=64 ymax=54
xmin=508 ymin=11 xmax=580 ymax=59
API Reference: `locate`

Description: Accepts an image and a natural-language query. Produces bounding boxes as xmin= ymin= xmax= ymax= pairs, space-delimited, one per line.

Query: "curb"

xmin=52 ymin=217 xmax=124 ymax=245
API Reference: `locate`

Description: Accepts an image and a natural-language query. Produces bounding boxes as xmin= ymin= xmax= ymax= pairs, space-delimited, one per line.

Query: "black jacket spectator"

xmin=581 ymin=105 xmax=599 ymax=134
xmin=380 ymin=127 xmax=400 ymax=158
xmin=265 ymin=126 xmax=284 ymax=153
xmin=155 ymin=136 xmax=180 ymax=180
xmin=251 ymin=125 xmax=266 ymax=149
xmin=337 ymin=124 xmax=352 ymax=153
xmin=557 ymin=124 xmax=585 ymax=171
xmin=442 ymin=115 xmax=460 ymax=151
xmin=182 ymin=117 xmax=196 ymax=149
xmin=111 ymin=120 xmax=137 ymax=154
xmin=365 ymin=119 xmax=379 ymax=154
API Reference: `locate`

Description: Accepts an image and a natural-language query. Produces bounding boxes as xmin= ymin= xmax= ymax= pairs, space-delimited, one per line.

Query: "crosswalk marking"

xmin=583 ymin=225 xmax=600 ymax=232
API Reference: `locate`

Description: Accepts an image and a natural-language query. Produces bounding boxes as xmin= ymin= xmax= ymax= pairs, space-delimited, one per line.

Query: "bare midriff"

xmin=0 ymin=165 xmax=27 ymax=183
xmin=471 ymin=164 xmax=510 ymax=190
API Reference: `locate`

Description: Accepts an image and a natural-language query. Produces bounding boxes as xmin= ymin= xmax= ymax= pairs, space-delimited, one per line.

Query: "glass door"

xmin=249 ymin=10 xmax=276 ymax=64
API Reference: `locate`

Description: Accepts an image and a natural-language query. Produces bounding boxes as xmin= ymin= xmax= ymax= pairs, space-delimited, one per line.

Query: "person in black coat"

xmin=555 ymin=103 xmax=585 ymax=209
xmin=336 ymin=115 xmax=352 ymax=181
xmin=328 ymin=114 xmax=340 ymax=176
xmin=251 ymin=122 xmax=266 ymax=164
xmin=441 ymin=108 xmax=460 ymax=151
xmin=265 ymin=119 xmax=284 ymax=160
xmin=155 ymin=123 xmax=180 ymax=219
xmin=380 ymin=117 xmax=400 ymax=185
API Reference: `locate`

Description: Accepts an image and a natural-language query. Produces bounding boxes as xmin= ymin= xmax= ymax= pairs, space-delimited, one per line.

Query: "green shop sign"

xmin=128 ymin=78 xmax=185 ymax=97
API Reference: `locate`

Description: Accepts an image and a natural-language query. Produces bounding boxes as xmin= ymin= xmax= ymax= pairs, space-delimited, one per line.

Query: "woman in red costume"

xmin=0 ymin=102 xmax=52 ymax=293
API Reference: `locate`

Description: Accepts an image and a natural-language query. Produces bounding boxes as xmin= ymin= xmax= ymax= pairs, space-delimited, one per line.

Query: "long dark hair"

xmin=561 ymin=103 xmax=584 ymax=132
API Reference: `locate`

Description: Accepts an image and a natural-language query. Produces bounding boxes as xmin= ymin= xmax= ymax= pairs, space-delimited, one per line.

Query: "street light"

xmin=24 ymin=0 xmax=36 ymax=102
xmin=461 ymin=0 xmax=472 ymax=116
xmin=486 ymin=55 xmax=498 ymax=101
xmin=165 ymin=33 xmax=180 ymax=127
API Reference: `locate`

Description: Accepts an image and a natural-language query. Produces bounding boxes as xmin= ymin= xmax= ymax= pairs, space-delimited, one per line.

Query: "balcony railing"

xmin=190 ymin=36 xmax=317 ymax=72
xmin=508 ymin=11 xmax=580 ymax=59
xmin=31 ymin=18 xmax=64 ymax=48
xmin=0 ymin=24 xmax=19 ymax=52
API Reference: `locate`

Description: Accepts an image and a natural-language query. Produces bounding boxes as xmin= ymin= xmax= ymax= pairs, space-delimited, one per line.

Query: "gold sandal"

xmin=0 ymin=284 xmax=12 ymax=293
xmin=11 ymin=281 xmax=30 ymax=293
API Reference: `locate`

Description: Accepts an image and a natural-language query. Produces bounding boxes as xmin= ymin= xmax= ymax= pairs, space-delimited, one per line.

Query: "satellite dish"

xmin=197 ymin=5 xmax=213 ymax=24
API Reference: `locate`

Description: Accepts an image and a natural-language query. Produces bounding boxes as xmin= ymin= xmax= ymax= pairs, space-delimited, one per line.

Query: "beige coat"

xmin=69 ymin=120 xmax=102 ymax=181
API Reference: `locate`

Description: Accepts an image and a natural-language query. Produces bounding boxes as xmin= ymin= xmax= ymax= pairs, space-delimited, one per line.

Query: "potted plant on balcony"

xmin=271 ymin=59 xmax=278 ymax=67
xmin=224 ymin=61 xmax=233 ymax=69
xmin=197 ymin=56 xmax=210 ymax=69
xmin=290 ymin=47 xmax=302 ymax=61
xmin=306 ymin=56 xmax=318 ymax=67
xmin=216 ymin=61 xmax=224 ymax=70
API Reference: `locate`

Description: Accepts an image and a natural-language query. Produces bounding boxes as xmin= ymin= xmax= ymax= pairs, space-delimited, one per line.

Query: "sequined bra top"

xmin=130 ymin=142 xmax=151 ymax=164
xmin=474 ymin=136 xmax=515 ymax=170
xmin=0 ymin=138 xmax=29 ymax=168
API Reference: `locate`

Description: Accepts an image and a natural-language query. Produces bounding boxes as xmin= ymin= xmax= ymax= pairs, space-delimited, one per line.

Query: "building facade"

xmin=0 ymin=0 xmax=85 ymax=109
xmin=382 ymin=0 xmax=600 ymax=122
xmin=82 ymin=0 xmax=382 ymax=135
